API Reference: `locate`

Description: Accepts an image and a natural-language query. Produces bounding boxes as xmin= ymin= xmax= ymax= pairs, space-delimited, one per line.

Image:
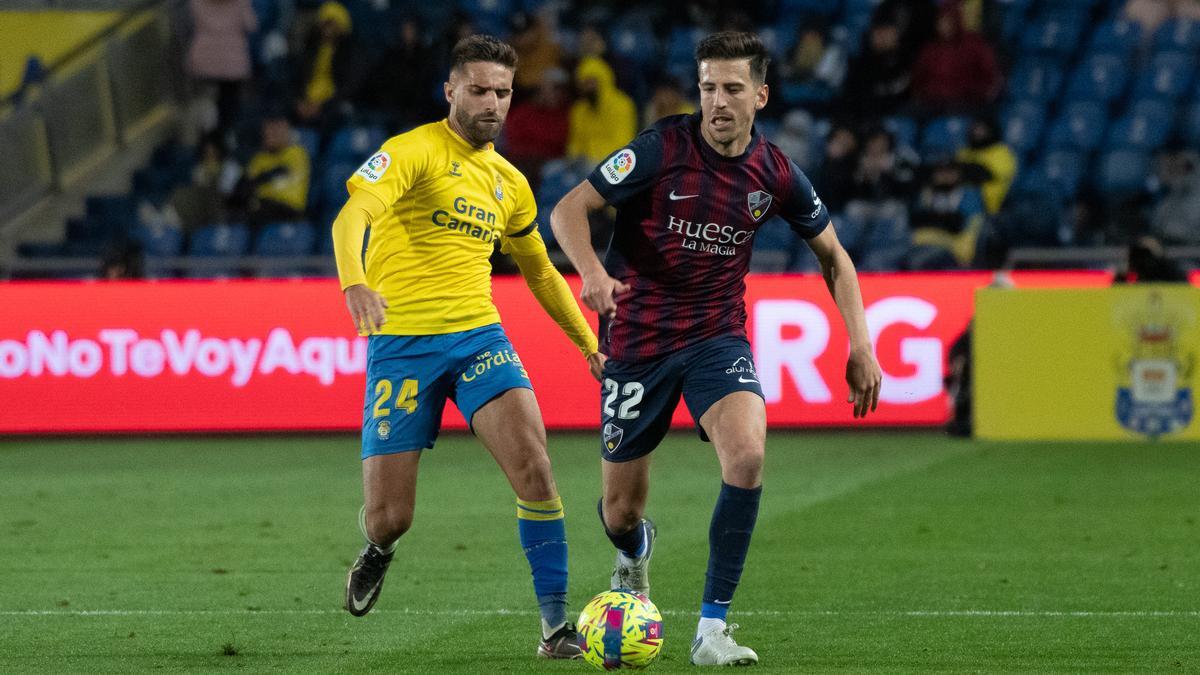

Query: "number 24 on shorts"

xmin=603 ymin=378 xmax=644 ymax=420
xmin=373 ymin=379 xmax=419 ymax=417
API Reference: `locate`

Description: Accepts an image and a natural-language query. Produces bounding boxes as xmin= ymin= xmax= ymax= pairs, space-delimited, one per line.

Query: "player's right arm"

xmin=549 ymin=181 xmax=627 ymax=318
xmin=331 ymin=132 xmax=431 ymax=334
xmin=550 ymin=127 xmax=664 ymax=318
xmin=331 ymin=188 xmax=390 ymax=333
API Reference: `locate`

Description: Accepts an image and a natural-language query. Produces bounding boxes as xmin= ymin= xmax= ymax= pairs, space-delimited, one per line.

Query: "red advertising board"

xmin=0 ymin=272 xmax=1111 ymax=433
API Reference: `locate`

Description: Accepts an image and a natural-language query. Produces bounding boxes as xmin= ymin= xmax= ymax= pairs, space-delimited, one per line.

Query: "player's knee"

xmin=720 ymin=439 xmax=764 ymax=488
xmin=511 ymin=448 xmax=556 ymax=500
xmin=366 ymin=503 xmax=413 ymax=544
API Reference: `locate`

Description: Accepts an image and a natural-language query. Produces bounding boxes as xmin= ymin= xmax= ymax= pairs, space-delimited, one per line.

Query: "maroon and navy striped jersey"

xmin=586 ymin=113 xmax=831 ymax=362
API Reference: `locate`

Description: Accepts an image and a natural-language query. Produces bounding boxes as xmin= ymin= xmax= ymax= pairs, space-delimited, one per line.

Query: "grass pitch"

xmin=0 ymin=431 xmax=1196 ymax=673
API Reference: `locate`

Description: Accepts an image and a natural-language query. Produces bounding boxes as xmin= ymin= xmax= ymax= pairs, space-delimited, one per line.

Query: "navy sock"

xmin=701 ymin=482 xmax=762 ymax=620
xmin=597 ymin=497 xmax=645 ymax=558
xmin=517 ymin=497 xmax=568 ymax=630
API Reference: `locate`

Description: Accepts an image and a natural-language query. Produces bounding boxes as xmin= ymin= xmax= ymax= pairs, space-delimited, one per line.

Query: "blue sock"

xmin=597 ymin=497 xmax=646 ymax=558
xmin=701 ymin=482 xmax=761 ymax=620
xmin=517 ymin=497 xmax=568 ymax=631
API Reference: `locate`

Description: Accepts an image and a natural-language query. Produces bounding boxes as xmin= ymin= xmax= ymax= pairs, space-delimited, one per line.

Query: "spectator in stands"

xmin=100 ymin=241 xmax=145 ymax=280
xmin=172 ymin=132 xmax=237 ymax=231
xmin=908 ymin=153 xmax=986 ymax=269
xmin=910 ymin=2 xmax=1001 ymax=113
xmin=957 ymin=116 xmax=1017 ymax=215
xmin=1150 ymin=149 xmax=1200 ymax=245
xmin=852 ymin=126 xmax=919 ymax=205
xmin=576 ymin=25 xmax=646 ymax=109
xmin=566 ymin=56 xmax=638 ymax=165
xmin=773 ymin=109 xmax=817 ymax=172
xmin=1118 ymin=236 xmax=1189 ymax=282
xmin=294 ymin=1 xmax=357 ymax=130
xmin=642 ymin=77 xmax=696 ymax=128
xmin=815 ymin=124 xmax=860 ymax=212
xmin=840 ymin=19 xmax=914 ymax=118
xmin=872 ymin=0 xmax=938 ymax=62
xmin=185 ymin=0 xmax=258 ymax=135
xmin=1122 ymin=0 xmax=1200 ymax=37
xmin=504 ymin=67 xmax=571 ymax=183
xmin=512 ymin=10 xmax=563 ymax=94
xmin=778 ymin=18 xmax=848 ymax=109
xmin=234 ymin=115 xmax=310 ymax=232
xmin=361 ymin=17 xmax=439 ymax=129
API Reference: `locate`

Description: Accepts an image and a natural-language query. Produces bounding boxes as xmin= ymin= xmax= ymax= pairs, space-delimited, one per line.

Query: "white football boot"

xmin=611 ymin=518 xmax=656 ymax=596
xmin=690 ymin=623 xmax=759 ymax=666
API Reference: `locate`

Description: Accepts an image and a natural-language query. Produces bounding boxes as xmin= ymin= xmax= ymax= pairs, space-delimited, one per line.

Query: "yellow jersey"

xmin=343 ymin=119 xmax=544 ymax=335
xmin=248 ymin=145 xmax=310 ymax=212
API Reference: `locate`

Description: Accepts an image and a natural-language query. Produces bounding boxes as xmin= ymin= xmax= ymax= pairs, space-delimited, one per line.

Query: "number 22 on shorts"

xmin=372 ymin=378 xmax=420 ymax=417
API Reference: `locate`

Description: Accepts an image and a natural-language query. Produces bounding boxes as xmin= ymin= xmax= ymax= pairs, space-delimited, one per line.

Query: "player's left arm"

xmin=781 ymin=160 xmax=881 ymax=418
xmin=504 ymin=182 xmax=604 ymax=380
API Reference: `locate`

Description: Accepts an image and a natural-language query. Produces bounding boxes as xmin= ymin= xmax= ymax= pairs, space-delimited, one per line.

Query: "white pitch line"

xmin=1 ymin=609 xmax=1198 ymax=618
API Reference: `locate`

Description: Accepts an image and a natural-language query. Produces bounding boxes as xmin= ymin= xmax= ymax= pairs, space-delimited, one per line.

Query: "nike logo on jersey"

xmin=738 ymin=376 xmax=759 ymax=384
xmin=669 ymin=190 xmax=698 ymax=200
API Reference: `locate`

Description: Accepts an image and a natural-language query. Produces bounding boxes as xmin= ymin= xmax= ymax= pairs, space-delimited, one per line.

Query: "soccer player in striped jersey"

xmin=551 ymin=31 xmax=883 ymax=666
xmin=331 ymin=35 xmax=602 ymax=660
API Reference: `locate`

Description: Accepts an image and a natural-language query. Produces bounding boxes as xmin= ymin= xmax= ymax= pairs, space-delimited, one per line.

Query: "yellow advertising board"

xmin=975 ymin=285 xmax=1200 ymax=440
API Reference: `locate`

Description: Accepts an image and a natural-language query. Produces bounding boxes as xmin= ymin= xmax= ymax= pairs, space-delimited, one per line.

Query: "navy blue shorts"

xmin=361 ymin=324 xmax=532 ymax=459
xmin=598 ymin=335 xmax=763 ymax=462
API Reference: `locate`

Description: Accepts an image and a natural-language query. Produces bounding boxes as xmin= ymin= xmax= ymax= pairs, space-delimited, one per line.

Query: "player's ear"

xmin=444 ymin=79 xmax=454 ymax=105
xmin=755 ymin=83 xmax=769 ymax=110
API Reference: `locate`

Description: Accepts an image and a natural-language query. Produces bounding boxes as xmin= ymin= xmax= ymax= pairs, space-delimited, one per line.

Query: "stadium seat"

xmin=1105 ymin=99 xmax=1175 ymax=150
xmin=1039 ymin=150 xmax=1087 ymax=198
xmin=1094 ymin=149 xmax=1151 ymax=196
xmin=858 ymin=214 xmax=910 ymax=272
xmin=920 ymin=115 xmax=970 ymax=155
xmin=779 ymin=0 xmax=841 ymax=16
xmin=608 ymin=25 xmax=659 ymax=66
xmin=1181 ymin=102 xmax=1200 ymax=145
xmin=1065 ymin=53 xmax=1130 ymax=103
xmin=319 ymin=161 xmax=359 ymax=214
xmin=992 ymin=181 xmax=1063 ymax=247
xmin=1047 ymin=101 xmax=1108 ymax=152
xmin=1086 ymin=18 xmax=1142 ymax=55
xmin=294 ymin=127 xmax=322 ymax=164
xmin=750 ymin=217 xmax=795 ymax=272
xmin=1133 ymin=52 xmax=1195 ymax=100
xmin=1020 ymin=12 xmax=1086 ymax=56
xmin=459 ymin=0 xmax=514 ymax=36
xmin=254 ymin=221 xmax=317 ymax=257
xmin=1002 ymin=101 xmax=1046 ymax=156
xmin=133 ymin=222 xmax=184 ymax=257
xmin=327 ymin=126 xmax=386 ymax=163
xmin=998 ymin=0 xmax=1034 ymax=44
xmin=883 ymin=115 xmax=918 ymax=150
xmin=757 ymin=25 xmax=798 ymax=61
xmin=190 ymin=222 xmax=250 ymax=257
xmin=1153 ymin=18 xmax=1200 ymax=52
xmin=1006 ymin=60 xmax=1064 ymax=101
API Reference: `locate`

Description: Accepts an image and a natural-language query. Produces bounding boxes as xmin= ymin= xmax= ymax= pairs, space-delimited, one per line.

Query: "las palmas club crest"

xmin=1114 ymin=291 xmax=1195 ymax=438
xmin=747 ymin=190 xmax=772 ymax=221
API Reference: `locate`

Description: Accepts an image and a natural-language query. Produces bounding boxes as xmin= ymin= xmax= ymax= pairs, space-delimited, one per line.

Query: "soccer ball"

xmin=576 ymin=589 xmax=664 ymax=670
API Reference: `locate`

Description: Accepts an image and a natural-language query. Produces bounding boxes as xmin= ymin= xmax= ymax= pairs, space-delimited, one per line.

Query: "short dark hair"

xmin=450 ymin=34 xmax=518 ymax=73
xmin=695 ymin=31 xmax=770 ymax=84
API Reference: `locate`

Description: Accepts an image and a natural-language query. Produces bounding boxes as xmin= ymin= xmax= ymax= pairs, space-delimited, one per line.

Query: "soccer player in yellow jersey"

xmin=330 ymin=35 xmax=601 ymax=659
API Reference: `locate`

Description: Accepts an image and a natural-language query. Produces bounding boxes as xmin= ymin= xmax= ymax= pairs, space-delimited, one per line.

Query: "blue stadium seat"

xmin=1134 ymin=52 xmax=1195 ymax=100
xmin=992 ymin=181 xmax=1064 ymax=247
xmin=1040 ymin=150 xmax=1087 ymax=198
xmin=883 ymin=116 xmax=918 ymax=150
xmin=1153 ymin=18 xmax=1200 ymax=52
xmin=757 ymin=25 xmax=798 ymax=61
xmin=920 ymin=115 xmax=970 ymax=155
xmin=1002 ymin=101 xmax=1046 ymax=156
xmin=1105 ymin=99 xmax=1175 ymax=150
xmin=133 ymin=222 xmax=184 ymax=257
xmin=1182 ymin=103 xmax=1200 ymax=145
xmin=459 ymin=0 xmax=514 ymax=36
xmin=999 ymin=0 xmax=1034 ymax=44
xmin=326 ymin=126 xmax=386 ymax=163
xmin=1094 ymin=149 xmax=1151 ymax=195
xmin=858 ymin=215 xmax=910 ymax=272
xmin=608 ymin=25 xmax=659 ymax=66
xmin=190 ymin=223 xmax=250 ymax=256
xmin=1086 ymin=18 xmax=1142 ymax=55
xmin=779 ymin=0 xmax=841 ymax=16
xmin=1020 ymin=12 xmax=1086 ymax=55
xmin=295 ymin=127 xmax=321 ymax=164
xmin=254 ymin=221 xmax=317 ymax=256
xmin=1006 ymin=60 xmax=1064 ymax=101
xmin=320 ymin=161 xmax=358 ymax=213
xmin=1066 ymin=53 xmax=1130 ymax=103
xmin=750 ymin=217 xmax=795 ymax=273
xmin=1047 ymin=101 xmax=1108 ymax=152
